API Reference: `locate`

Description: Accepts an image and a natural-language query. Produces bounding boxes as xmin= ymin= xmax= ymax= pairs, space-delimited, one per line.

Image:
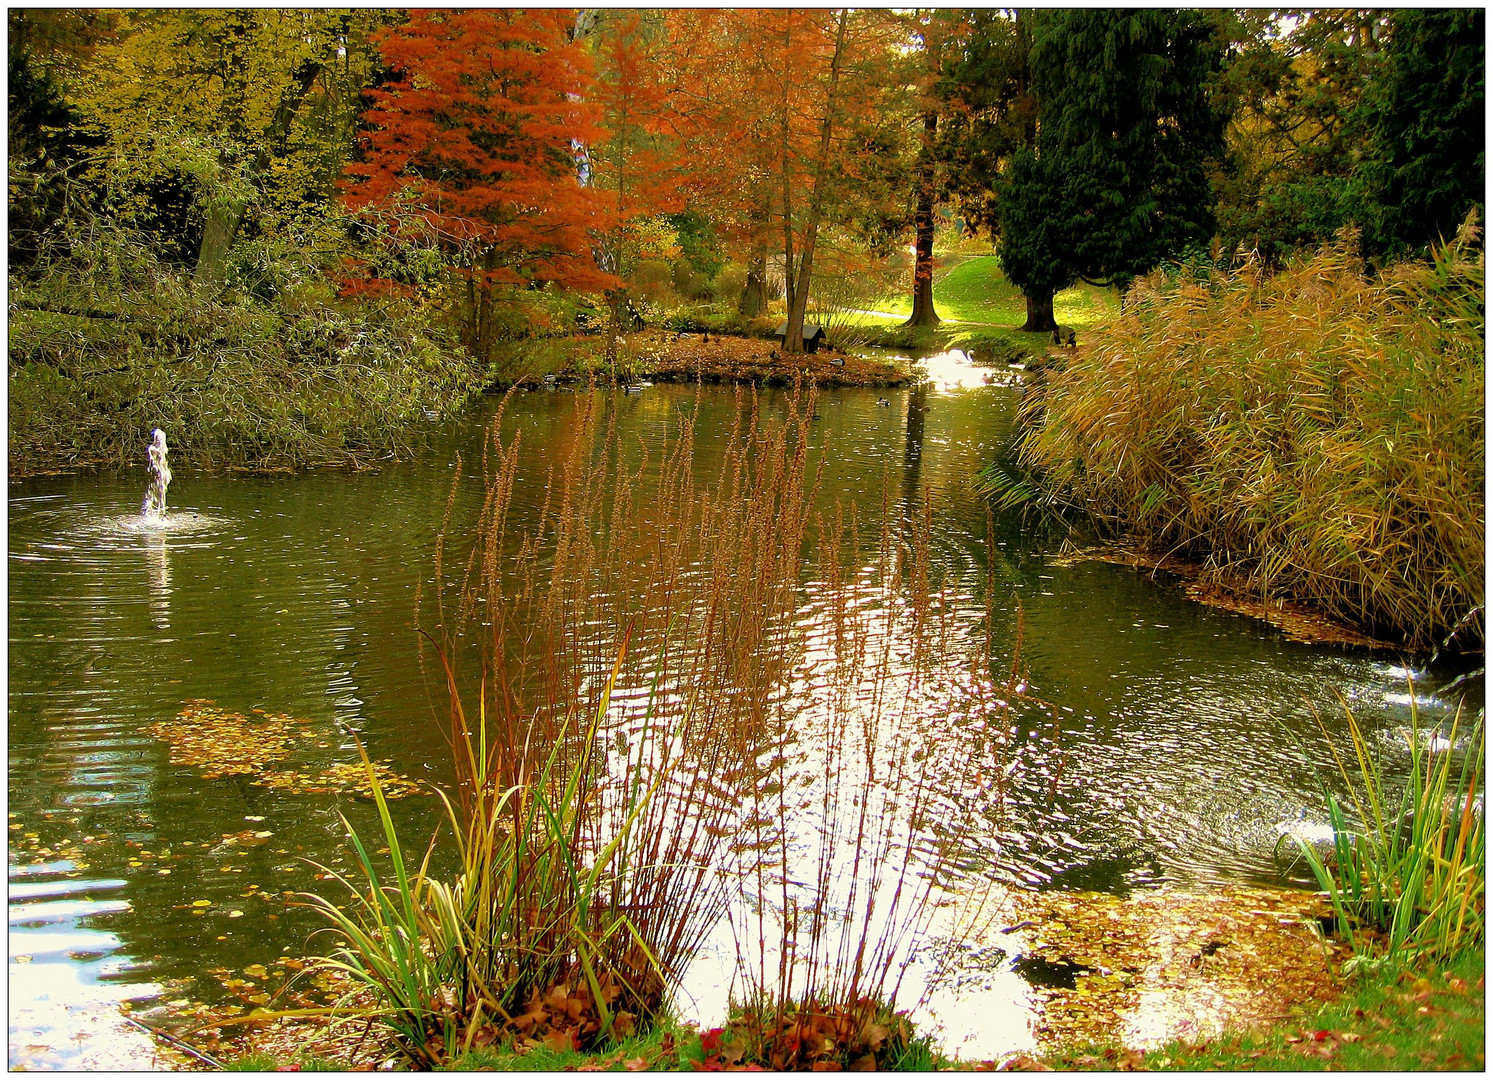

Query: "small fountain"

xmin=141 ymin=428 xmax=172 ymax=518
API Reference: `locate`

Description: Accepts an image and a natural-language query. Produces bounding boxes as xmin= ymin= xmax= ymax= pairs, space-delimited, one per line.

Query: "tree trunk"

xmin=784 ymin=8 xmax=848 ymax=355
xmin=739 ymin=268 xmax=767 ymax=318
xmin=193 ymin=56 xmax=322 ymax=288
xmin=904 ymin=113 xmax=941 ymax=328
xmin=606 ymin=287 xmax=626 ymax=366
xmin=1019 ymin=288 xmax=1056 ymax=333
xmin=739 ymin=200 xmax=770 ymax=317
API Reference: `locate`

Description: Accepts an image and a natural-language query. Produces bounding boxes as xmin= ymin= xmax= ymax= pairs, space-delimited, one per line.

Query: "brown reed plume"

xmin=313 ymin=383 xmax=1032 ymax=1064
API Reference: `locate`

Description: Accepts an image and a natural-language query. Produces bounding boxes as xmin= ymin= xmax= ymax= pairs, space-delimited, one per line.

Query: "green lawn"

xmin=868 ymin=255 xmax=1116 ymax=330
xmin=843 ymin=255 xmax=1117 ymax=356
xmin=1037 ymin=948 xmax=1486 ymax=1073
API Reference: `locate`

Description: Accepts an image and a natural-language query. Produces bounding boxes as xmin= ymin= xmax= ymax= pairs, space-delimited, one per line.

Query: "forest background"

xmin=7 ymin=7 xmax=1483 ymax=472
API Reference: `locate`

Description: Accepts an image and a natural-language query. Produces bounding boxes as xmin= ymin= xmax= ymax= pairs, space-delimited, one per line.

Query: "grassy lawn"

xmin=1032 ymin=948 xmax=1486 ymax=1073
xmin=843 ymin=255 xmax=1117 ymax=356
xmin=870 ymin=254 xmax=1116 ymax=331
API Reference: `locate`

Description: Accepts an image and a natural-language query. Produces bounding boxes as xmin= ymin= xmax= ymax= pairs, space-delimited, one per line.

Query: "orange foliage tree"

xmin=343 ymin=9 xmax=616 ymax=367
xmin=664 ymin=9 xmax=905 ymax=352
xmin=587 ymin=10 xmax=686 ymax=363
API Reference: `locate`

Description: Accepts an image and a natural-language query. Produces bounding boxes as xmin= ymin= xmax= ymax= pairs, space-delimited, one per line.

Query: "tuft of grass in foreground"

xmin=1040 ymin=946 xmax=1485 ymax=1072
xmin=999 ymin=219 xmax=1484 ymax=650
xmin=1288 ymin=691 xmax=1483 ymax=967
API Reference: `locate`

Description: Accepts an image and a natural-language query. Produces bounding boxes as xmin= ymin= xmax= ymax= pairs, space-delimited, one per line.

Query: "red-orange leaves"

xmin=345 ymin=9 xmax=616 ymax=295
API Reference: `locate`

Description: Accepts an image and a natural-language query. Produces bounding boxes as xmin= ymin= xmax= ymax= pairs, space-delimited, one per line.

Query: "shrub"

xmin=8 ymin=225 xmax=477 ymax=473
xmin=1005 ymin=219 xmax=1484 ymax=649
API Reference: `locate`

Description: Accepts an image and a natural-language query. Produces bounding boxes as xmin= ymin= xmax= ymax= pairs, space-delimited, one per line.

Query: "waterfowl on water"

xmin=829 ymin=357 xmax=845 ymax=368
xmin=877 ymin=398 xmax=890 ymax=407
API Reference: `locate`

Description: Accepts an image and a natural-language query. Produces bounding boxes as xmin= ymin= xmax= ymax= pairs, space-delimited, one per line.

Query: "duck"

xmin=828 ymin=357 xmax=845 ymax=368
xmin=876 ymin=398 xmax=890 ymax=407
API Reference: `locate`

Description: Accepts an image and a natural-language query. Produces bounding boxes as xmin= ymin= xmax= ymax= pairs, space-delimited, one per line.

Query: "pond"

xmin=8 ymin=358 xmax=1479 ymax=1067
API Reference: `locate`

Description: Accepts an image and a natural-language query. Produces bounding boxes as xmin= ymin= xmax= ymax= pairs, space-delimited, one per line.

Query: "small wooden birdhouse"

xmin=774 ymin=321 xmax=827 ymax=353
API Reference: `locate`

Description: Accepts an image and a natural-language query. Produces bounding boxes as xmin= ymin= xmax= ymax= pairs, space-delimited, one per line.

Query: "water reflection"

xmin=143 ymin=534 xmax=170 ymax=630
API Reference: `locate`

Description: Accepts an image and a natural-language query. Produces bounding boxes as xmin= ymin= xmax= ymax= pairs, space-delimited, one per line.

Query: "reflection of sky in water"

xmin=8 ymin=869 xmax=168 ymax=1070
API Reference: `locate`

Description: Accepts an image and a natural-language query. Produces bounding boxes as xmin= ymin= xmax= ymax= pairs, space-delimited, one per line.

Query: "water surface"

xmin=9 ymin=366 xmax=1478 ymax=1065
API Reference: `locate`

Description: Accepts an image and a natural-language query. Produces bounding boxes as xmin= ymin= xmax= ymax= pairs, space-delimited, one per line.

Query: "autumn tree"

xmin=665 ymin=9 xmax=902 ymax=352
xmin=587 ymin=10 xmax=685 ymax=363
xmin=899 ymin=9 xmax=968 ymax=328
xmin=75 ymin=9 xmax=379 ymax=287
xmin=344 ymin=9 xmax=616 ymax=368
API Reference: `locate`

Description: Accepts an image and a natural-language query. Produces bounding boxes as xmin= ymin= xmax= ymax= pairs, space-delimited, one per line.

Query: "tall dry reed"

xmin=314 ymin=385 xmax=1030 ymax=1064
xmin=1006 ymin=219 xmax=1484 ymax=649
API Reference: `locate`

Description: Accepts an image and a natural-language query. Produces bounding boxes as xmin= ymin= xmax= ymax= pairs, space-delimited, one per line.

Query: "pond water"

xmin=8 ymin=358 xmax=1480 ymax=1067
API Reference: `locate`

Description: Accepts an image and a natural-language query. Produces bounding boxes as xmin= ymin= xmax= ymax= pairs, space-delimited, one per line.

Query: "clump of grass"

xmin=1004 ymin=218 xmax=1484 ymax=649
xmin=1288 ymin=688 xmax=1484 ymax=967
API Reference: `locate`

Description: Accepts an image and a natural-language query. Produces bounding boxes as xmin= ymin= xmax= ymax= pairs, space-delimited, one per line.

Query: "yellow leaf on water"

xmin=192 ymin=899 xmax=212 ymax=907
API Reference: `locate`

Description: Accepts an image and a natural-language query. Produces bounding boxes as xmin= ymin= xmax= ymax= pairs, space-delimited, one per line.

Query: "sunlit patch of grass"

xmin=1003 ymin=219 xmax=1484 ymax=649
xmin=865 ymin=256 xmax=1117 ymax=331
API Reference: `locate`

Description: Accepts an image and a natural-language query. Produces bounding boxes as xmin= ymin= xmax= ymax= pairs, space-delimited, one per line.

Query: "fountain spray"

xmin=142 ymin=428 xmax=172 ymax=517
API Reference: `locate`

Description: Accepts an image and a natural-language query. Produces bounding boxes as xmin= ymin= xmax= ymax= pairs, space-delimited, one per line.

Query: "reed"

xmin=1002 ymin=217 xmax=1485 ymax=649
xmin=307 ymin=385 xmax=1025 ymax=1065
xmin=1288 ymin=690 xmax=1484 ymax=967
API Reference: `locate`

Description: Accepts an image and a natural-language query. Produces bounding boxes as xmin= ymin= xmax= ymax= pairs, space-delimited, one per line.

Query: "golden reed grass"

xmin=1013 ymin=219 xmax=1484 ymax=650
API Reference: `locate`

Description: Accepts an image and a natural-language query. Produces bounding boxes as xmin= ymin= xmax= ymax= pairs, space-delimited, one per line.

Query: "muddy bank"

xmin=1051 ymin=544 xmax=1403 ymax=650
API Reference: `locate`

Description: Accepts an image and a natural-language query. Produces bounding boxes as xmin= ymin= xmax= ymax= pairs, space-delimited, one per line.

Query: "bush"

xmin=712 ymin=262 xmax=748 ymax=310
xmin=628 ymin=258 xmax=673 ymax=302
xmin=1006 ymin=221 xmax=1484 ymax=649
xmin=8 ymin=226 xmax=477 ymax=473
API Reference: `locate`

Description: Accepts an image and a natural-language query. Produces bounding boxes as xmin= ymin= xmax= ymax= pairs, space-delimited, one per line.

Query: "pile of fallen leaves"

xmin=1049 ymin=546 xmax=1397 ymax=648
xmin=702 ymin=997 xmax=918 ymax=1072
xmin=145 ymin=700 xmax=423 ymax=799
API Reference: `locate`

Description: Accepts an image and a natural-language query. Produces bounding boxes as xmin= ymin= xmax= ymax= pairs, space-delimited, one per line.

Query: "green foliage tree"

xmin=74 ymin=8 xmax=384 ymax=288
xmin=1358 ymin=8 xmax=1484 ymax=254
xmin=994 ymin=8 xmax=1226 ymax=330
xmin=1212 ymin=11 xmax=1387 ymax=264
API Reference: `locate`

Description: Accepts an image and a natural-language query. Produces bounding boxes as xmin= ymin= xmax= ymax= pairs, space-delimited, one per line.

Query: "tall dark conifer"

xmin=993 ymin=9 xmax=1226 ymax=329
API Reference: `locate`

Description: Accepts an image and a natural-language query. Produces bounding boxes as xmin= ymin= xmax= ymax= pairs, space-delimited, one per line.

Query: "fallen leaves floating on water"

xmin=146 ymin=701 xmax=315 ymax=778
xmin=256 ymin=760 xmax=423 ymax=800
xmin=996 ymin=884 xmax=1347 ymax=1055
xmin=144 ymin=700 xmax=424 ymax=799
